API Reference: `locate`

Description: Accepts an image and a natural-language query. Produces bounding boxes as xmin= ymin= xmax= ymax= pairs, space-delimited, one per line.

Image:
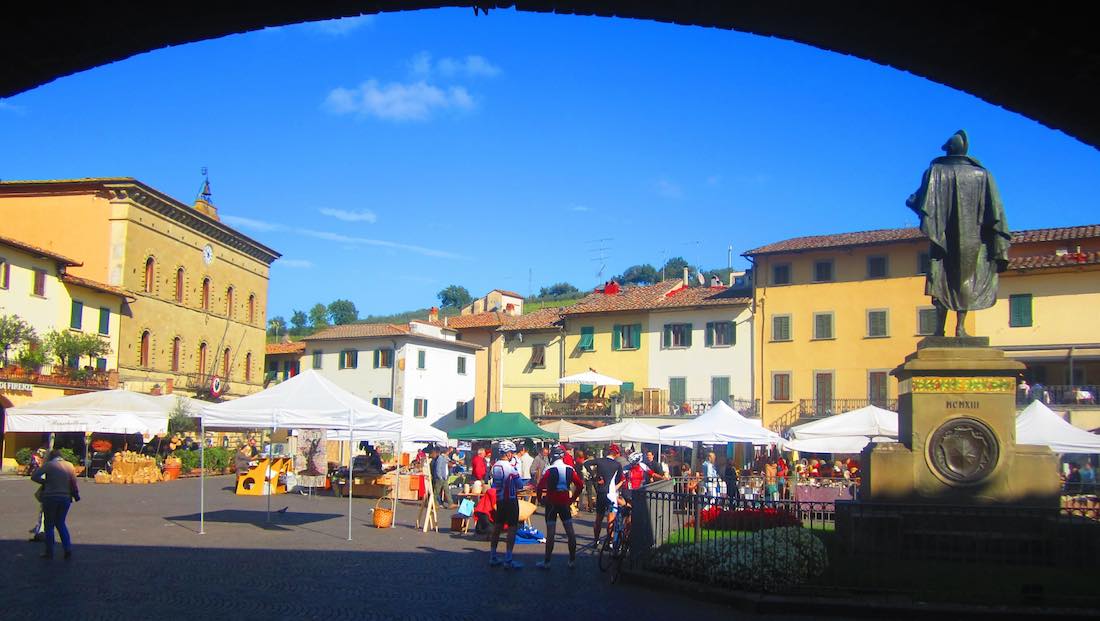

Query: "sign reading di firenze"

xmin=0 ymin=381 xmax=33 ymax=394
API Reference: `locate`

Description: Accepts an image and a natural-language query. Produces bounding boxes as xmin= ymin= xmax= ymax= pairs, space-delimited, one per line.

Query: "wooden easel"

xmin=418 ymin=475 xmax=438 ymax=532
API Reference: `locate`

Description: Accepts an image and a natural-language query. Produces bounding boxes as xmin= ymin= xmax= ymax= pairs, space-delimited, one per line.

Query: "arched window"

xmin=248 ymin=294 xmax=256 ymax=324
xmin=226 ymin=286 xmax=234 ymax=318
xmin=171 ymin=337 xmax=181 ymax=372
xmin=140 ymin=331 xmax=150 ymax=367
xmin=201 ymin=278 xmax=211 ymax=311
xmin=175 ymin=268 xmax=184 ymax=303
xmin=144 ymin=257 xmax=155 ymax=294
xmin=223 ymin=348 xmax=231 ymax=379
xmin=245 ymin=352 xmax=252 ymax=383
xmin=198 ymin=342 xmax=208 ymax=374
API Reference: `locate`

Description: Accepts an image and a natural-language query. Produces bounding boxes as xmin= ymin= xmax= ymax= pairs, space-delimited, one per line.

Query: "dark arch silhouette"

xmin=2 ymin=3 xmax=1098 ymax=149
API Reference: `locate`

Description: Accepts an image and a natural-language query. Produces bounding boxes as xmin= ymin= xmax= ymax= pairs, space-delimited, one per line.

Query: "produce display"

xmin=93 ymin=451 xmax=163 ymax=484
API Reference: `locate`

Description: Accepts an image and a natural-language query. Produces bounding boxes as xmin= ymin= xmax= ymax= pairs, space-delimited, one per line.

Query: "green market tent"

xmin=447 ymin=411 xmax=558 ymax=440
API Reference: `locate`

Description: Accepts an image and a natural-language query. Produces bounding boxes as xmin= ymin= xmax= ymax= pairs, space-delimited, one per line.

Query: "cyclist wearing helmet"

xmin=489 ymin=440 xmax=524 ymax=569
xmin=583 ymin=444 xmax=624 ymax=545
xmin=535 ymin=445 xmax=583 ymax=569
xmin=622 ymin=450 xmax=666 ymax=503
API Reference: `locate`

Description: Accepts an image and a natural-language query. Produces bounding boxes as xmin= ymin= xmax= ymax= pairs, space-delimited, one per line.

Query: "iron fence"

xmin=798 ymin=398 xmax=898 ymax=418
xmin=1019 ymin=385 xmax=1099 ymax=406
xmin=627 ymin=478 xmax=1100 ymax=609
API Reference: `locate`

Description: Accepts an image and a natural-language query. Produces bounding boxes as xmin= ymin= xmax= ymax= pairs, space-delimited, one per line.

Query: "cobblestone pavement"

xmin=0 ymin=476 xmax=827 ymax=620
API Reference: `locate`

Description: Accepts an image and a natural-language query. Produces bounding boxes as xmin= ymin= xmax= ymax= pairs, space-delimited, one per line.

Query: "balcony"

xmin=0 ymin=363 xmax=118 ymax=391
xmin=1019 ymin=384 xmax=1098 ymax=407
xmin=534 ymin=394 xmax=760 ymax=422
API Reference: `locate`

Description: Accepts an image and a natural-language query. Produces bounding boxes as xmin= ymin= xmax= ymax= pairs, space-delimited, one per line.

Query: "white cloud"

xmin=570 ymin=205 xmax=591 ymax=212
xmin=410 ymin=52 xmax=501 ymax=79
xmin=277 ymin=259 xmax=313 ymax=268
xmin=323 ymin=79 xmax=474 ymax=121
xmin=654 ymin=178 xmax=684 ymax=200
xmin=300 ymin=229 xmax=465 ymax=259
xmin=319 ymin=207 xmax=378 ymax=223
xmin=221 ymin=214 xmax=285 ymax=232
xmin=0 ymin=100 xmax=26 ymax=115
xmin=306 ymin=15 xmax=375 ymax=36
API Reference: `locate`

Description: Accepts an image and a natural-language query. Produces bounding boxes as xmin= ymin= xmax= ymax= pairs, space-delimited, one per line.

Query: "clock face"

xmin=202 ymin=244 xmax=214 ymax=265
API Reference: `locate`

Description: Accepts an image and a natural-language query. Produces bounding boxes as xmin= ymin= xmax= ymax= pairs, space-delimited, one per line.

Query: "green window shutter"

xmin=683 ymin=324 xmax=693 ymax=347
xmin=70 ymin=300 xmax=83 ymax=329
xmin=580 ymin=383 xmax=594 ymax=400
xmin=729 ymin=321 xmax=737 ymax=345
xmin=632 ymin=324 xmax=642 ymax=349
xmin=373 ymin=349 xmax=380 ymax=368
xmin=579 ymin=327 xmax=594 ymax=351
xmin=663 ymin=325 xmax=672 ymax=348
xmin=621 ymin=381 xmax=634 ymax=399
xmin=612 ymin=324 xmax=621 ymax=350
xmin=351 ymin=350 xmax=358 ymax=368
xmin=669 ymin=378 xmax=686 ymax=405
xmin=98 ymin=307 xmax=110 ymax=334
xmin=338 ymin=352 xmax=346 ymax=370
xmin=705 ymin=322 xmax=714 ymax=347
xmin=418 ymin=350 xmax=426 ymax=369
xmin=1010 ymin=294 xmax=1033 ymax=327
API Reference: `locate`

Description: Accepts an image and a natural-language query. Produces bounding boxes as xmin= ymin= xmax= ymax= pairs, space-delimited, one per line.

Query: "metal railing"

xmin=0 ymin=363 xmax=114 ymax=389
xmin=798 ymin=398 xmax=898 ymax=418
xmin=537 ymin=396 xmax=761 ymax=421
xmin=627 ymin=478 xmax=1100 ymax=608
xmin=1020 ymin=385 xmax=1099 ymax=406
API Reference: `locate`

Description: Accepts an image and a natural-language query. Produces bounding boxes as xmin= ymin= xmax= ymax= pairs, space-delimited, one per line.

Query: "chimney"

xmin=428 ymin=306 xmax=439 ymax=322
xmin=682 ymin=267 xmax=689 ymax=287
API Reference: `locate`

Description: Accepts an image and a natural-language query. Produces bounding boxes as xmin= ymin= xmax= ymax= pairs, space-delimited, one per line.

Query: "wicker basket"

xmin=372 ymin=497 xmax=394 ymax=529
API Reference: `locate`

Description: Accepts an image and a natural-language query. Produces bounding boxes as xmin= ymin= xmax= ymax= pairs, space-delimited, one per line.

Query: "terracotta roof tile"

xmin=493 ymin=289 xmax=524 ymax=298
xmin=0 ymin=234 xmax=83 ymax=266
xmin=60 ymin=273 xmax=132 ymax=299
xmin=1011 ymin=224 xmax=1100 ymax=243
xmin=265 ymin=341 xmax=306 ymax=355
xmin=1008 ymin=251 xmax=1100 ymax=271
xmin=560 ymin=280 xmax=749 ymax=316
xmin=303 ymin=323 xmax=410 ymax=341
xmin=498 ymin=308 xmax=564 ymax=331
xmin=445 ymin=312 xmax=504 ymax=329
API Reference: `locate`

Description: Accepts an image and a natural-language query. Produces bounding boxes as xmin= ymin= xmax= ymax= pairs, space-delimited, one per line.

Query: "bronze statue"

xmin=907 ymin=130 xmax=1010 ymax=337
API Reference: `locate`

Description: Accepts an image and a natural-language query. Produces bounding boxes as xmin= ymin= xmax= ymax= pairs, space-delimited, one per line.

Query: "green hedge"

xmin=170 ymin=447 xmax=233 ymax=474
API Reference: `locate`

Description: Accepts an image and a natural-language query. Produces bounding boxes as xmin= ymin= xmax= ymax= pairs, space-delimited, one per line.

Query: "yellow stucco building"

xmin=747 ymin=224 xmax=1100 ymax=431
xmin=499 ymin=308 xmax=566 ymax=415
xmin=0 ymin=178 xmax=280 ymax=399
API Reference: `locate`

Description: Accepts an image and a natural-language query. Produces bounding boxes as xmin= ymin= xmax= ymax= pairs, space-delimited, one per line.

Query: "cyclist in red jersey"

xmin=535 ymin=445 xmax=583 ymax=569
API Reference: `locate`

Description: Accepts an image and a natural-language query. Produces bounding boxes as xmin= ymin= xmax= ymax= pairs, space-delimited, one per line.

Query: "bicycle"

xmin=597 ymin=503 xmax=631 ymax=583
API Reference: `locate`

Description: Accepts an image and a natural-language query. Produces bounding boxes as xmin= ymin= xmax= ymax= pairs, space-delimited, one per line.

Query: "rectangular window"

xmin=98 ymin=307 xmax=110 ymax=335
xmin=669 ymin=377 xmax=687 ymax=406
xmin=33 ymin=269 xmax=46 ymax=296
xmin=96 ymin=357 xmax=108 ymax=372
xmin=917 ymin=307 xmax=938 ymax=335
xmin=1009 ymin=294 xmax=1033 ymax=327
xmin=868 ymin=371 xmax=889 ymax=405
xmin=662 ymin=323 xmax=693 ymax=348
xmin=338 ymin=349 xmax=358 ymax=370
xmin=0 ymin=257 xmax=8 ymax=289
xmin=812 ymin=312 xmax=834 ymax=340
xmin=373 ymin=348 xmax=394 ymax=368
xmin=813 ymin=259 xmax=834 ymax=282
xmin=917 ymin=251 xmax=931 ymax=275
xmin=711 ymin=376 xmax=731 ymax=406
xmin=529 ymin=344 xmax=546 ymax=369
xmin=417 ymin=349 xmax=426 ymax=370
xmin=457 ymin=356 xmax=466 ymax=374
xmin=456 ymin=401 xmax=469 ymax=420
xmin=70 ymin=300 xmax=83 ymax=330
xmin=612 ymin=323 xmax=642 ymax=350
xmin=312 ymin=350 xmax=322 ymax=369
xmin=413 ymin=398 xmax=428 ymax=418
xmin=705 ymin=321 xmax=735 ymax=347
xmin=772 ymin=263 xmax=791 ymax=285
xmin=772 ymin=315 xmax=791 ymax=342
xmin=772 ymin=372 xmax=791 ymax=402
xmin=867 ymin=309 xmax=889 ymax=338
xmin=867 ymin=255 xmax=889 ymax=279
xmin=578 ymin=327 xmax=595 ymax=351
xmin=371 ymin=397 xmax=393 ymax=410
xmin=814 ymin=372 xmax=835 ymax=413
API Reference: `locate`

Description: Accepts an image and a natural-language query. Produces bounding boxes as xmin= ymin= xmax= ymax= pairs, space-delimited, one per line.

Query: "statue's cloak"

xmin=907 ymin=154 xmax=1010 ymax=311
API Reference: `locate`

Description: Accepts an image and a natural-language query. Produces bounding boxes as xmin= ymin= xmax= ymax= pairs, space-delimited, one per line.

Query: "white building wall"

xmin=646 ymin=306 xmax=754 ymax=404
xmin=0 ymin=249 xmax=64 ymax=343
xmin=400 ymin=341 xmax=477 ymax=428
xmin=304 ymin=338 xmax=395 ymax=404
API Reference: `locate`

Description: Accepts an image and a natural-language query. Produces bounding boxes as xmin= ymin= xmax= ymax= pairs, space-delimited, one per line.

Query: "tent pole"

xmin=392 ymin=432 xmax=402 ymax=525
xmin=83 ymin=433 xmax=89 ymax=479
xmin=347 ymin=410 xmax=353 ymax=541
xmin=199 ymin=417 xmax=205 ymax=535
xmin=266 ymin=425 xmax=273 ymax=522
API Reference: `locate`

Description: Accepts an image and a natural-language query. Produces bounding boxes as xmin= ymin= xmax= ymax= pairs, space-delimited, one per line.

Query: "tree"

xmin=309 ymin=303 xmax=330 ymax=328
xmin=290 ymin=310 xmax=309 ymax=334
xmin=536 ymin=282 xmax=580 ymax=299
xmin=437 ymin=285 xmax=472 ymax=309
xmin=327 ymin=299 xmax=359 ymax=325
xmin=661 ymin=256 xmax=690 ymax=280
xmin=617 ymin=264 xmax=660 ymax=286
xmin=42 ymin=330 xmax=110 ymax=370
xmin=0 ymin=314 xmax=36 ymax=365
xmin=267 ymin=316 xmax=286 ymax=337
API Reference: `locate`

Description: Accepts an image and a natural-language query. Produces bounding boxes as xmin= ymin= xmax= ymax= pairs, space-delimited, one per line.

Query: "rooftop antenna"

xmin=587 ymin=238 xmax=612 ymax=282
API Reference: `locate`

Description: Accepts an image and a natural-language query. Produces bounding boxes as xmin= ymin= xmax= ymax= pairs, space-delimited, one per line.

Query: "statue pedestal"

xmin=861 ymin=338 xmax=1060 ymax=506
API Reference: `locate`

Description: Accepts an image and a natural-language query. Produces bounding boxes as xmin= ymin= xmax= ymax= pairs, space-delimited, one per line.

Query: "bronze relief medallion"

xmin=927 ymin=417 xmax=1000 ymax=484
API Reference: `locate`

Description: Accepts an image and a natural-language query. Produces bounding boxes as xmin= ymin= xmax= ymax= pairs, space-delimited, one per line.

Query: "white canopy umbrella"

xmin=539 ymin=419 xmax=590 ymax=442
xmin=784 ymin=435 xmax=897 ymax=454
xmin=4 ymin=388 xmax=171 ymax=433
xmin=661 ymin=401 xmax=784 ymax=445
xmin=570 ymin=419 xmax=664 ymax=444
xmin=199 ymin=370 xmax=408 ymax=539
xmin=558 ymin=370 xmax=623 ymax=386
xmin=1017 ymin=401 xmax=1100 ymax=453
xmin=789 ymin=404 xmax=898 ymax=440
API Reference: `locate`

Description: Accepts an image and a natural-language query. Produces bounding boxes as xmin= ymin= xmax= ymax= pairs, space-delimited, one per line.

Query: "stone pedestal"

xmin=861 ymin=338 xmax=1060 ymax=506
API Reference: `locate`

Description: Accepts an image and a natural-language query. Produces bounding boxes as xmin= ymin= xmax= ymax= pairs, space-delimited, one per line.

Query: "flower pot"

xmin=162 ymin=465 xmax=181 ymax=480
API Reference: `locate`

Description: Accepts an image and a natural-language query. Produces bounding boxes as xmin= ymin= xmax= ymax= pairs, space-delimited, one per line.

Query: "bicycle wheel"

xmin=597 ymin=531 xmax=616 ymax=572
xmin=609 ymin=539 xmax=629 ymax=584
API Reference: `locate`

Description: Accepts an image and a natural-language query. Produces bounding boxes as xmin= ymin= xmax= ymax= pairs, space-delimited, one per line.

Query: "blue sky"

xmin=2 ymin=8 xmax=1098 ymax=319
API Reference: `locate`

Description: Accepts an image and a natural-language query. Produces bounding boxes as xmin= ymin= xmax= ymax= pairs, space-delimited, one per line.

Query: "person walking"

xmin=517 ymin=446 xmax=534 ymax=488
xmin=535 ymin=445 xmax=584 ymax=569
xmin=31 ymin=449 xmax=80 ymax=560
xmin=488 ymin=441 xmax=524 ymax=569
xmin=431 ymin=447 xmax=454 ymax=509
xmin=28 ymin=448 xmax=47 ymax=542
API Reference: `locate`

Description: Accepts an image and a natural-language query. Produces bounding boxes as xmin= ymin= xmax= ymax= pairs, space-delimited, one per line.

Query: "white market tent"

xmin=539 ymin=419 xmax=590 ymax=442
xmin=4 ymin=389 xmax=170 ymax=435
xmin=558 ymin=370 xmax=623 ymax=386
xmin=1017 ymin=400 xmax=1100 ymax=454
xmin=570 ymin=419 xmax=664 ymax=444
xmin=661 ymin=401 xmax=784 ymax=445
xmin=199 ymin=370 xmax=415 ymax=539
xmin=784 ymin=435 xmax=897 ymax=454
xmin=327 ymin=416 xmax=448 ymax=444
xmin=789 ymin=404 xmax=899 ymax=440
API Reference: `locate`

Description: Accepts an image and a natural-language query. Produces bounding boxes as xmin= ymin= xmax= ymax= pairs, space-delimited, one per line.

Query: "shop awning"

xmin=447 ymin=411 xmax=558 ymax=440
